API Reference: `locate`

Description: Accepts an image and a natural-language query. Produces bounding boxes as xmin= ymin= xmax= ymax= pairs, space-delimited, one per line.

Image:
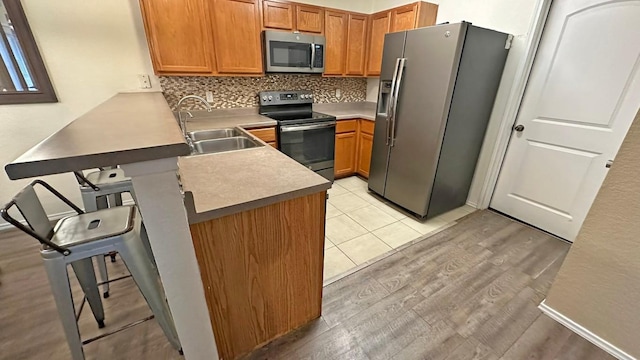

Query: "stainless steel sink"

xmin=192 ymin=136 xmax=262 ymax=154
xmin=188 ymin=128 xmax=241 ymax=141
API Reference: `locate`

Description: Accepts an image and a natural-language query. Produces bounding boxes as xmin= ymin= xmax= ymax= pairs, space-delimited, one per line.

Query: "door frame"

xmin=476 ymin=0 xmax=553 ymax=209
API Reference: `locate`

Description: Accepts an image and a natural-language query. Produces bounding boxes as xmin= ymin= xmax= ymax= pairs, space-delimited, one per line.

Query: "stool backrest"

xmin=13 ymin=185 xmax=54 ymax=239
xmin=1 ymin=180 xmax=84 ymax=255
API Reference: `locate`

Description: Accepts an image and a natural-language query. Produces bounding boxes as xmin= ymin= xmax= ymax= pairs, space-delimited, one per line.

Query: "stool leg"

xmin=42 ymin=258 xmax=86 ymax=360
xmin=95 ymin=256 xmax=110 ymax=298
xmin=113 ymin=193 xmax=123 ymax=207
xmin=70 ymin=258 xmax=105 ymax=328
xmin=116 ymin=238 xmax=181 ymax=351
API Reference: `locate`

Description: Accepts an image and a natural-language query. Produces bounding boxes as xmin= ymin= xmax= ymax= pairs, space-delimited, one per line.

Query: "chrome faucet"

xmin=176 ymin=95 xmax=213 ymax=144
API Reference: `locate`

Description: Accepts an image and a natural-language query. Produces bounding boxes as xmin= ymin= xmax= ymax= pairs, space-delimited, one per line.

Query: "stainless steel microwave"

xmin=263 ymin=30 xmax=325 ymax=74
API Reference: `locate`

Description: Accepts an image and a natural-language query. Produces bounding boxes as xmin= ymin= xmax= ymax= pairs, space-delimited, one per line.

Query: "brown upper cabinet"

xmin=345 ymin=14 xmax=368 ymax=76
xmin=140 ymin=0 xmax=437 ymax=77
xmin=211 ymin=0 xmax=264 ymax=74
xmin=296 ymin=4 xmax=324 ymax=33
xmin=262 ymin=0 xmax=294 ymax=30
xmin=323 ymin=10 xmax=348 ymax=75
xmin=366 ymin=2 xmax=438 ymax=76
xmin=139 ymin=0 xmax=216 ymax=75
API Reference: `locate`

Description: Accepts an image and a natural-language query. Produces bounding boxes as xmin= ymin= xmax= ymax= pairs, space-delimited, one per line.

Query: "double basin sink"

xmin=188 ymin=128 xmax=263 ymax=155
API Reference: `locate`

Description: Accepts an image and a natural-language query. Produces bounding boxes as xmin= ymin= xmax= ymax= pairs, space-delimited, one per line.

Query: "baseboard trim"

xmin=539 ymin=300 xmax=635 ymax=360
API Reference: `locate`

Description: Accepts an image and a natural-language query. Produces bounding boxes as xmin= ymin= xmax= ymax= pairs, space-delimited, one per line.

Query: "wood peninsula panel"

xmin=295 ymin=4 xmax=324 ymax=33
xmin=345 ymin=13 xmax=368 ymax=76
xmin=323 ymin=10 xmax=348 ymax=75
xmin=190 ymin=192 xmax=326 ymax=359
xmin=211 ymin=0 xmax=264 ymax=74
xmin=262 ymin=0 xmax=294 ymax=30
xmin=139 ymin=0 xmax=215 ymax=74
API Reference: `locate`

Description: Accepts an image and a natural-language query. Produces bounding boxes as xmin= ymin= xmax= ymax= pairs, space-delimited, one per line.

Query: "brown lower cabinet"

xmin=334 ymin=118 xmax=374 ymax=179
xmin=247 ymin=126 xmax=278 ymax=148
xmin=190 ymin=191 xmax=326 ymax=359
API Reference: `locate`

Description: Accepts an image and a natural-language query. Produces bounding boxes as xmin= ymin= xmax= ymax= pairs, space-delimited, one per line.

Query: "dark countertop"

xmin=5 ymin=92 xmax=190 ymax=180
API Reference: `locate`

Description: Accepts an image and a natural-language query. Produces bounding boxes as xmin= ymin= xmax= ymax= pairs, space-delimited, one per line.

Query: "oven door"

xmin=279 ymin=121 xmax=336 ymax=179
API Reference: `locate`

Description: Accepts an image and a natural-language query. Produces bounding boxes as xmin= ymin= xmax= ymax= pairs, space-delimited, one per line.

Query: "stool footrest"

xmin=81 ymin=315 xmax=154 ymax=346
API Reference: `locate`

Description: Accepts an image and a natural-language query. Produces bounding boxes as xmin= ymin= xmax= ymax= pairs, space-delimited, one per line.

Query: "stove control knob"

xmin=262 ymin=95 xmax=267 ymax=101
xmin=301 ymin=94 xmax=307 ymax=99
xmin=268 ymin=96 xmax=273 ymax=101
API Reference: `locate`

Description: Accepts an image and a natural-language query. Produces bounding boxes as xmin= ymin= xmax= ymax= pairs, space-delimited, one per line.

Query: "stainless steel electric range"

xmin=259 ymin=90 xmax=336 ymax=181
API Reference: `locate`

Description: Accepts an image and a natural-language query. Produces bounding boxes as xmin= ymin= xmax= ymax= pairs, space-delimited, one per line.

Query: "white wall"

xmin=0 ymin=0 xmax=159 ymax=227
xmin=366 ymin=0 xmax=540 ymax=207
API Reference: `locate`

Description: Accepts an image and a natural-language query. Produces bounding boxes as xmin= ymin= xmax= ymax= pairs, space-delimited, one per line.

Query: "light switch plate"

xmin=205 ymin=91 xmax=214 ymax=102
xmin=138 ymin=74 xmax=151 ymax=89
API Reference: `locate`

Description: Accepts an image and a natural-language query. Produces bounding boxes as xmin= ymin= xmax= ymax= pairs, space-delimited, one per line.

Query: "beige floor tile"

xmin=345 ymin=205 xmax=398 ymax=231
xmin=435 ymin=205 xmax=477 ymax=223
xmin=328 ymin=193 xmax=369 ymax=213
xmin=325 ymin=214 xmax=369 ymax=244
xmin=323 ymin=247 xmax=357 ymax=280
xmin=327 ymin=183 xmax=349 ymax=197
xmin=324 ymin=237 xmax=335 ymax=250
xmin=401 ymin=217 xmax=449 ymax=235
xmin=373 ymin=221 xmax=423 ymax=249
xmin=335 ymin=176 xmax=368 ymax=192
xmin=338 ymin=233 xmax=393 ymax=265
xmin=352 ymin=190 xmax=409 ymax=220
xmin=325 ymin=203 xmax=342 ymax=219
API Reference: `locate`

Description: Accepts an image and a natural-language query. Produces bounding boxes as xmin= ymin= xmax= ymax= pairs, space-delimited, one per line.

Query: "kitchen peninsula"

xmin=4 ymin=92 xmax=332 ymax=360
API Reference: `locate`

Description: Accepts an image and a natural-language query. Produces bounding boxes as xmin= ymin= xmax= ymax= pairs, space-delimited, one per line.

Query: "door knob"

xmin=513 ymin=124 xmax=525 ymax=132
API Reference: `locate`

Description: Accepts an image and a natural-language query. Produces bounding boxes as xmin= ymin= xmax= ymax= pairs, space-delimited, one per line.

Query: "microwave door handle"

xmin=387 ymin=58 xmax=402 ymax=145
xmin=310 ymin=43 xmax=316 ymax=69
xmin=390 ymin=58 xmax=406 ymax=147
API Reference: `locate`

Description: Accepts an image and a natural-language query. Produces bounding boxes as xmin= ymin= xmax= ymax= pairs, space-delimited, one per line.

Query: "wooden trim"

xmin=0 ymin=0 xmax=57 ymax=105
xmin=539 ymin=301 xmax=635 ymax=360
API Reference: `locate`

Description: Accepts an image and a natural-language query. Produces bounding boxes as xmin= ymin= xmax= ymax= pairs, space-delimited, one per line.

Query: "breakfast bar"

xmin=5 ymin=92 xmax=331 ymax=360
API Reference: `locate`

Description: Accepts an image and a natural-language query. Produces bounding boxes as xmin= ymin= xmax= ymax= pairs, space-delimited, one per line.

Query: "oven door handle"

xmin=281 ymin=121 xmax=336 ymax=132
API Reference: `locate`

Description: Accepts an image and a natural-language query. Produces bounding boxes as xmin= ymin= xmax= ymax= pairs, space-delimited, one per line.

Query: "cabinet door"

xmin=139 ymin=0 xmax=215 ymax=74
xmin=262 ymin=0 xmax=294 ymax=30
xmin=335 ymin=132 xmax=357 ymax=177
xmin=324 ymin=10 xmax=347 ymax=75
xmin=296 ymin=4 xmax=324 ymax=33
xmin=366 ymin=11 xmax=391 ymax=76
xmin=345 ymin=14 xmax=368 ymax=76
xmin=357 ymin=132 xmax=373 ymax=178
xmin=390 ymin=3 xmax=418 ymax=32
xmin=211 ymin=0 xmax=263 ymax=74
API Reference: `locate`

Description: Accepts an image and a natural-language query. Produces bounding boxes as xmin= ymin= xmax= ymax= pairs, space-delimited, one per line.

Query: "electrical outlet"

xmin=138 ymin=74 xmax=151 ymax=89
xmin=335 ymin=88 xmax=341 ymax=99
xmin=205 ymin=91 xmax=214 ymax=102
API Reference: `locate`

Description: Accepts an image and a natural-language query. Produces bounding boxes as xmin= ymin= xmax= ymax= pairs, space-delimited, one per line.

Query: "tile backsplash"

xmin=159 ymin=74 xmax=367 ymax=110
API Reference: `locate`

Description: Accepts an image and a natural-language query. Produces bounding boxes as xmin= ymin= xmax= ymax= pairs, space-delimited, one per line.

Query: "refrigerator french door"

xmin=368 ymin=22 xmax=510 ymax=219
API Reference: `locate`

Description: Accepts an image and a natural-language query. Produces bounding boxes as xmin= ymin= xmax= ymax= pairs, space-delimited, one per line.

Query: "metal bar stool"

xmin=1 ymin=180 xmax=181 ymax=360
xmin=74 ymin=168 xmax=140 ymax=298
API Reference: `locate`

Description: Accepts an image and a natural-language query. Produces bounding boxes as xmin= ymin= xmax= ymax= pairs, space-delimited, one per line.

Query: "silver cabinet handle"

xmin=280 ymin=121 xmax=336 ymax=132
xmin=390 ymin=58 xmax=406 ymax=147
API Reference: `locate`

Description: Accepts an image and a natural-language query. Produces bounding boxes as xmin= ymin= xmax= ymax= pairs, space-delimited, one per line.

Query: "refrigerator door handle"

xmin=387 ymin=58 xmax=402 ymax=145
xmin=390 ymin=58 xmax=407 ymax=147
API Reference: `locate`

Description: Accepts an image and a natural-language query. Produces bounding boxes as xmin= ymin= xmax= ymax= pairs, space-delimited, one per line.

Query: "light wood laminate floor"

xmin=0 ymin=210 xmax=614 ymax=359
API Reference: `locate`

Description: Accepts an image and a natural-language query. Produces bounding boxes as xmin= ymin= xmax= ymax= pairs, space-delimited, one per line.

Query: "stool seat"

xmin=84 ymin=168 xmax=130 ymax=185
xmin=52 ymin=206 xmax=135 ymax=248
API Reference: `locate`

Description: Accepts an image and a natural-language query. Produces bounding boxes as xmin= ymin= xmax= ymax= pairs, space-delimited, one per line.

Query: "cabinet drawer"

xmin=336 ymin=119 xmax=357 ymax=134
xmin=248 ymin=127 xmax=277 ymax=142
xmin=359 ymin=119 xmax=374 ymax=135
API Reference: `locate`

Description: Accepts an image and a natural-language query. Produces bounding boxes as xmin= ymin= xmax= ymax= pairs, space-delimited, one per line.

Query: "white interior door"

xmin=491 ymin=0 xmax=640 ymax=241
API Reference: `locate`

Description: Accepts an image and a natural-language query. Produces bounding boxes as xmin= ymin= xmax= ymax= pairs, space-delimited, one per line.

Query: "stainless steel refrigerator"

xmin=369 ymin=22 xmax=510 ymax=219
